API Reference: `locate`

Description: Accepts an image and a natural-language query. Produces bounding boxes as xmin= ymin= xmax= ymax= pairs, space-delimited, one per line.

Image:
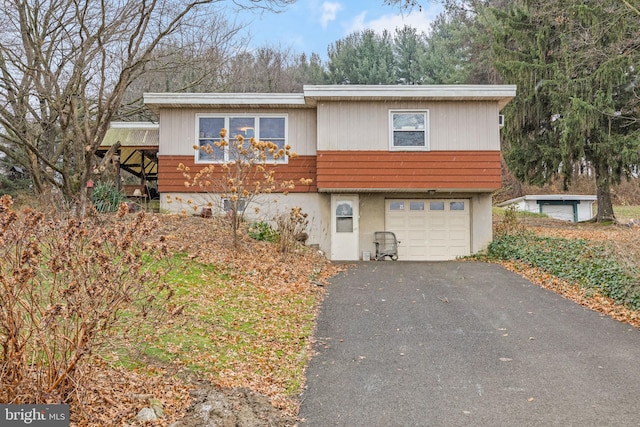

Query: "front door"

xmin=331 ymin=194 xmax=359 ymax=260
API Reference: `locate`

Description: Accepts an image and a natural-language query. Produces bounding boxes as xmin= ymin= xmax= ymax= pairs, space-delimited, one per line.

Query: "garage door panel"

xmin=386 ymin=199 xmax=470 ymax=261
xmin=449 ymin=230 xmax=468 ymax=240
xmin=408 ymin=217 xmax=427 ymax=227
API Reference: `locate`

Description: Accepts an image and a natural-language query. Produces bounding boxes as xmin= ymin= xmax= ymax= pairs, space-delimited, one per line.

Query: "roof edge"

xmin=143 ymin=92 xmax=307 ymax=107
xmin=497 ymin=194 xmax=598 ymax=206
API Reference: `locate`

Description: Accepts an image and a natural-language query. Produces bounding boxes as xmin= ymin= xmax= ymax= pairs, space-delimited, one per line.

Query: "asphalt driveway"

xmin=299 ymin=262 xmax=640 ymax=426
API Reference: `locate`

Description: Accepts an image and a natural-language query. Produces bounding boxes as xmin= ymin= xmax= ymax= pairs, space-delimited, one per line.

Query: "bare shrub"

xmin=177 ymin=128 xmax=312 ymax=248
xmin=0 ymin=195 xmax=172 ymax=404
xmin=275 ymin=207 xmax=309 ymax=253
xmin=494 ymin=204 xmax=525 ymax=237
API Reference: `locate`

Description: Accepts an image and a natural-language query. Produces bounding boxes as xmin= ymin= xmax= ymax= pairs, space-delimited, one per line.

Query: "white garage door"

xmin=385 ymin=199 xmax=470 ymax=261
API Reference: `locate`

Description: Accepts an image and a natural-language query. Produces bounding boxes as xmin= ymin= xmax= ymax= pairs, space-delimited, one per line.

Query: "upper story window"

xmin=390 ymin=110 xmax=429 ymax=151
xmin=197 ymin=115 xmax=288 ymax=163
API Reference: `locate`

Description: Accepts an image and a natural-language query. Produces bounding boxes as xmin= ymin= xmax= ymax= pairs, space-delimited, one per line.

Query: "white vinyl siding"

xmin=316 ymin=101 xmax=500 ymax=151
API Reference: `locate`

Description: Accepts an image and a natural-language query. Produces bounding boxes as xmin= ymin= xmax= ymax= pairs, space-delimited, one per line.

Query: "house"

xmin=143 ymin=84 xmax=517 ymax=261
xmin=497 ymin=195 xmax=596 ymax=222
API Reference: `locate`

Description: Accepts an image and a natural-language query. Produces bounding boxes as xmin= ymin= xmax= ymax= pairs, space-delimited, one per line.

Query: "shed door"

xmin=386 ymin=199 xmax=470 ymax=261
xmin=541 ymin=204 xmax=575 ymax=222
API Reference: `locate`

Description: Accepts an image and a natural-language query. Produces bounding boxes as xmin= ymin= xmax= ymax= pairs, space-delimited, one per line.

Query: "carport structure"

xmin=97 ymin=122 xmax=159 ymax=191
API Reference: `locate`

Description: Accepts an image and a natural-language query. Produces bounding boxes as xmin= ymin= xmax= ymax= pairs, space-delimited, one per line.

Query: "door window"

xmin=336 ymin=201 xmax=353 ymax=233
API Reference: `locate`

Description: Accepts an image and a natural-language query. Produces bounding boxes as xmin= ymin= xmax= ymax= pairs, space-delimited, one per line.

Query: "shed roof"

xmin=101 ymin=122 xmax=159 ymax=148
xmin=98 ymin=122 xmax=159 ymax=180
xmin=497 ymin=195 xmax=597 ymax=207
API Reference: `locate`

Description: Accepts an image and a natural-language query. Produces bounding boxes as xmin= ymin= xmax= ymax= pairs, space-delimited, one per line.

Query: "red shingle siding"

xmin=158 ymin=155 xmax=317 ymax=193
xmin=316 ymin=151 xmax=501 ymax=190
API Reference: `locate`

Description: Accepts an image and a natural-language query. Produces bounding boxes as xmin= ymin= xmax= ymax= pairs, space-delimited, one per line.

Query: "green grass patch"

xmin=614 ymin=205 xmax=640 ymax=223
xmin=493 ymin=206 xmax=549 ymax=218
xmin=480 ymin=232 xmax=640 ymax=310
xmin=117 ymin=252 xmax=318 ymax=396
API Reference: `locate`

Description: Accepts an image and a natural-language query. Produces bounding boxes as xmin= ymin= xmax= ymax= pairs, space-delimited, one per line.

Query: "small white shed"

xmin=497 ymin=195 xmax=597 ymax=222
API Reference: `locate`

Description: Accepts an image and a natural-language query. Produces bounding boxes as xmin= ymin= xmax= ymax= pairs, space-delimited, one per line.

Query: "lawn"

xmin=134 ymin=252 xmax=322 ymax=400
xmin=614 ymin=205 xmax=640 ymax=223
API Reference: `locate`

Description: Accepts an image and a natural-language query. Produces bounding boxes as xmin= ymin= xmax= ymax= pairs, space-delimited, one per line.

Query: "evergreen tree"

xmin=394 ymin=25 xmax=427 ymax=84
xmin=292 ymin=53 xmax=327 ymax=87
xmin=326 ymin=29 xmax=396 ymax=84
xmin=491 ymin=0 xmax=640 ymax=221
xmin=420 ymin=13 xmax=472 ymax=84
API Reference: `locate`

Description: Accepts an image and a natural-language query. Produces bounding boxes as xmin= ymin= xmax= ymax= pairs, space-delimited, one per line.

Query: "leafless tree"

xmin=119 ymin=12 xmax=250 ymax=120
xmin=0 ymin=0 xmax=293 ymax=215
xmin=220 ymin=47 xmax=326 ymax=93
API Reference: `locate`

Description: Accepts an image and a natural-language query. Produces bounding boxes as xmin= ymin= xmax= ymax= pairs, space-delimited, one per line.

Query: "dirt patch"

xmin=170 ymin=383 xmax=297 ymax=427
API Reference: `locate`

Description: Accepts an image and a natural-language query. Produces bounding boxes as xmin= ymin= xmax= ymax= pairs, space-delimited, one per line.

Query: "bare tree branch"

xmin=0 ymin=0 xmax=292 ymax=215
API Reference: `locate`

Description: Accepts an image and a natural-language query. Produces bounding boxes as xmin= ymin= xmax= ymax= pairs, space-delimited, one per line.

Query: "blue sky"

xmin=235 ymin=0 xmax=443 ymax=60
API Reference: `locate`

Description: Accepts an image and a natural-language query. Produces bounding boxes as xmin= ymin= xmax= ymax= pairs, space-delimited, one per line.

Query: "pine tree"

xmin=394 ymin=25 xmax=427 ymax=85
xmin=491 ymin=0 xmax=640 ymax=221
xmin=326 ymin=30 xmax=396 ymax=84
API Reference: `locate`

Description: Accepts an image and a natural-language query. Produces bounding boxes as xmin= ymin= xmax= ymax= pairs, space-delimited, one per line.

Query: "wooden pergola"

xmin=97 ymin=122 xmax=159 ymax=194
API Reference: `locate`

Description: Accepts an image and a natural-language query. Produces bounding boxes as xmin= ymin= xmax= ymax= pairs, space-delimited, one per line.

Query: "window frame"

xmin=195 ymin=113 xmax=289 ymax=164
xmin=389 ymin=110 xmax=430 ymax=151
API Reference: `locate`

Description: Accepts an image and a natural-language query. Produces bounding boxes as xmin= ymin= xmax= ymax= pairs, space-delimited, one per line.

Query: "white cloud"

xmin=321 ymin=2 xmax=344 ymax=28
xmin=344 ymin=9 xmax=436 ymax=37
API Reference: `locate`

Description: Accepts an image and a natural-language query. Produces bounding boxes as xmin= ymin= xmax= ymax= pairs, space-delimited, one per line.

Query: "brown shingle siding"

xmin=316 ymin=150 xmax=501 ymax=190
xmin=158 ymin=155 xmax=317 ymax=193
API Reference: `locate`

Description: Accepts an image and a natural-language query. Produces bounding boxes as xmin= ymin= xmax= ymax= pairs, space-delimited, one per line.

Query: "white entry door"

xmin=331 ymin=194 xmax=359 ymax=260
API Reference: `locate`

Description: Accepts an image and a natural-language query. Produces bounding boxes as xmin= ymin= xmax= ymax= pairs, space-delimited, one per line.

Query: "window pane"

xmin=389 ymin=201 xmax=405 ymax=210
xmin=336 ymin=217 xmax=353 ymax=233
xmin=393 ymin=113 xmax=425 ymax=130
xmin=223 ymin=198 xmax=246 ymax=212
xmin=393 ymin=131 xmax=425 ymax=147
xmin=259 ymin=117 xmax=285 ymax=139
xmin=228 ymin=117 xmax=254 ymax=160
xmin=198 ymin=140 xmax=224 ymax=161
xmin=410 ymin=201 xmax=425 ymax=211
xmin=336 ymin=201 xmax=353 ymax=217
xmin=336 ymin=201 xmax=353 ymax=233
xmin=430 ymin=201 xmax=444 ymax=211
xmin=450 ymin=201 xmax=465 ymax=211
xmin=199 ymin=118 xmax=225 ymax=161
xmin=230 ymin=117 xmax=255 ymax=139
xmin=200 ymin=117 xmax=224 ymax=139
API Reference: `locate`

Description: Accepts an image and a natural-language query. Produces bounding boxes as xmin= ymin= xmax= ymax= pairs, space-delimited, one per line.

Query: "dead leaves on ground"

xmin=64 ymin=214 xmax=342 ymax=425
xmin=150 ymin=215 xmax=342 ymax=415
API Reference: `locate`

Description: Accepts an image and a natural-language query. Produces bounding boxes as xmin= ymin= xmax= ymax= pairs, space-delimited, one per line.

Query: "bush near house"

xmin=0 ymin=196 xmax=173 ymax=405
